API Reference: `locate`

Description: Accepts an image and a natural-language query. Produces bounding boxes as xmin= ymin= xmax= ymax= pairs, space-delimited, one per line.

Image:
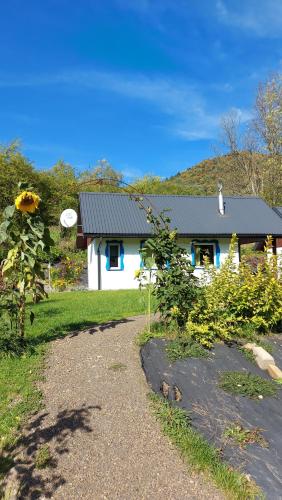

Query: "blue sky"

xmin=0 ymin=0 xmax=281 ymax=180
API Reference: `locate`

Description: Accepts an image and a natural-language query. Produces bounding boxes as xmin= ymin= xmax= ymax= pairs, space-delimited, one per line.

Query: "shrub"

xmin=51 ymin=251 xmax=85 ymax=290
xmin=187 ymin=235 xmax=282 ymax=347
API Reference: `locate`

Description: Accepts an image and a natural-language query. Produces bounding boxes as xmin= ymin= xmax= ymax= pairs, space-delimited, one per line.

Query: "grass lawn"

xmin=0 ymin=289 xmax=147 ymax=459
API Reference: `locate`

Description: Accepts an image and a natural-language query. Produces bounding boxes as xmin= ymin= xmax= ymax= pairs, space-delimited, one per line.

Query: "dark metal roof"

xmin=273 ymin=206 xmax=282 ymax=219
xmin=79 ymin=192 xmax=282 ymax=237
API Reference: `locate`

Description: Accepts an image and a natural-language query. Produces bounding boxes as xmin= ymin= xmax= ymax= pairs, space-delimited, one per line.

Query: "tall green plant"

xmin=0 ymin=183 xmax=53 ymax=338
xmin=141 ymin=209 xmax=198 ymax=328
xmin=135 ymin=256 xmax=155 ymax=332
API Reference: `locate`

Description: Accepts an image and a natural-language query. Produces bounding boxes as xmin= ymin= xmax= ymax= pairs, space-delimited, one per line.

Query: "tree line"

xmin=0 ymin=73 xmax=281 ymax=226
xmin=0 ymin=146 xmax=200 ymax=226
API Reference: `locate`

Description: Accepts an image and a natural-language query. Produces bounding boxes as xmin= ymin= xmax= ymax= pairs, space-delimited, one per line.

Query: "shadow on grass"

xmin=26 ymin=317 xmax=135 ymax=350
xmin=4 ymin=404 xmax=101 ymax=499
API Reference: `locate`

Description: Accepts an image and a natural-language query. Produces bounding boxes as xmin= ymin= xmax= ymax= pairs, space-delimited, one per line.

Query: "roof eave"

xmin=81 ymin=231 xmax=282 ymax=238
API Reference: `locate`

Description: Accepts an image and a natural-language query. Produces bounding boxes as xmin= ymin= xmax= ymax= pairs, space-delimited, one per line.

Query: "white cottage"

xmin=77 ymin=192 xmax=282 ymax=290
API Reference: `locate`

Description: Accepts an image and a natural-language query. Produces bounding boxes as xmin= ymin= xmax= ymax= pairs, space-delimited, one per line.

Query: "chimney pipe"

xmin=218 ymin=183 xmax=224 ymax=215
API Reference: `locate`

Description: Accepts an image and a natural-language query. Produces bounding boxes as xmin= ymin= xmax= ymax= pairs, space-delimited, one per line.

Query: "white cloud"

xmin=231 ymin=107 xmax=253 ymax=122
xmin=24 ymin=142 xmax=79 ymax=156
xmin=216 ymin=0 xmax=282 ymax=37
xmin=0 ymin=68 xmax=252 ymax=142
xmin=120 ymin=165 xmax=144 ymax=180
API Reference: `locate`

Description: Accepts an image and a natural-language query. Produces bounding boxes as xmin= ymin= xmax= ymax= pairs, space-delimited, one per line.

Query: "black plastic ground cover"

xmin=141 ymin=338 xmax=282 ymax=498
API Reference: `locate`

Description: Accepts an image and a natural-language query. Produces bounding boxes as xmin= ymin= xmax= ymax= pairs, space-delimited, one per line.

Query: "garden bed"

xmin=141 ymin=336 xmax=282 ymax=498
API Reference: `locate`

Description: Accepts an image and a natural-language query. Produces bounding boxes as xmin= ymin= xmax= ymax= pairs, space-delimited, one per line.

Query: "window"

xmin=105 ymin=240 xmax=124 ymax=271
xmin=194 ymin=244 xmax=214 ymax=266
xmin=109 ymin=244 xmax=119 ymax=268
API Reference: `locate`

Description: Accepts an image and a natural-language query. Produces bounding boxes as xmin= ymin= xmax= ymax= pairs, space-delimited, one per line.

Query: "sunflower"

xmin=15 ymin=191 xmax=41 ymax=213
xmin=134 ymin=269 xmax=141 ymax=279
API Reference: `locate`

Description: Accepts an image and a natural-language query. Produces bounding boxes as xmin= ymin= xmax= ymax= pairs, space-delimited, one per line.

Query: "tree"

xmin=219 ymin=73 xmax=282 ymax=205
xmin=38 ymin=160 xmax=78 ymax=224
xmin=219 ymin=110 xmax=264 ymax=196
xmin=254 ymin=74 xmax=282 ymax=156
xmin=254 ymin=74 xmax=282 ymax=205
xmin=79 ymin=159 xmax=123 ymax=191
xmin=0 ymin=142 xmax=40 ymax=214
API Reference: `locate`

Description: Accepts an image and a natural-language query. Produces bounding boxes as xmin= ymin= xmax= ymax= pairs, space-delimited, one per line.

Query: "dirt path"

xmin=15 ymin=316 xmax=224 ymax=499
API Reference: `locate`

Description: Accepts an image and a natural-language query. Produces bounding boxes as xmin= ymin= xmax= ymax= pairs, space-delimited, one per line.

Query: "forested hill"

xmin=168 ymin=154 xmax=261 ymax=196
xmin=0 ymin=143 xmax=278 ymax=228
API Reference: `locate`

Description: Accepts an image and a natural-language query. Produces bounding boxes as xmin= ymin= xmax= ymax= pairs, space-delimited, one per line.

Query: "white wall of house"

xmin=87 ymin=236 xmax=238 ymax=290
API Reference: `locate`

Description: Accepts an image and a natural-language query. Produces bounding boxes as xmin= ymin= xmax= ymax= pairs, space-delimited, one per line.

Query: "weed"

xmin=239 ymin=347 xmax=256 ymax=364
xmin=256 ymin=339 xmax=274 ymax=355
xmin=34 ymin=444 xmax=52 ymax=469
xmin=136 ymin=321 xmax=168 ymax=346
xmin=108 ymin=362 xmax=127 ymax=371
xmin=148 ymin=393 xmax=261 ymax=499
xmin=224 ymin=423 xmax=268 ymax=449
xmin=219 ymin=371 xmax=278 ymax=399
xmin=166 ymin=338 xmax=209 ymax=361
xmin=0 ymin=455 xmax=14 ymax=478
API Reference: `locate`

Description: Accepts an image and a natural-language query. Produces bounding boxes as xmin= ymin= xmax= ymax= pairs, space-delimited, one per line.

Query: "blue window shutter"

xmin=105 ymin=241 xmax=110 ymax=270
xmin=191 ymin=243 xmax=196 ymax=266
xmin=140 ymin=240 xmax=145 ymax=269
xmin=215 ymin=241 xmax=220 ymax=268
xmin=120 ymin=241 xmax=124 ymax=270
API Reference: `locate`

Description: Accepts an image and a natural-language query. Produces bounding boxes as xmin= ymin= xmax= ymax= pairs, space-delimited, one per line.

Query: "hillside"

xmin=169 ymin=154 xmax=261 ymax=196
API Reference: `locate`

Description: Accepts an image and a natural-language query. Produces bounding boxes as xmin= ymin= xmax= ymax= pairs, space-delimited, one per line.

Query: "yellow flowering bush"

xmin=51 ymin=251 xmax=85 ymax=291
xmin=188 ymin=234 xmax=282 ymax=347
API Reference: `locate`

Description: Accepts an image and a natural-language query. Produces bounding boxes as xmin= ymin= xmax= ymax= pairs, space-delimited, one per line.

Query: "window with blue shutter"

xmin=105 ymin=241 xmax=124 ymax=271
xmin=191 ymin=240 xmax=220 ymax=268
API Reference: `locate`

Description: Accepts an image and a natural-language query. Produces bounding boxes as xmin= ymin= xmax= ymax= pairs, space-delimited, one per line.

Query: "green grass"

xmin=218 ymin=371 xmax=279 ymax=399
xmin=239 ymin=347 xmax=256 ymax=364
xmin=34 ymin=444 xmax=52 ymax=469
xmin=108 ymin=362 xmax=127 ymax=371
xmin=149 ymin=393 xmax=261 ymax=499
xmin=166 ymin=338 xmax=209 ymax=362
xmin=136 ymin=321 xmax=167 ymax=346
xmin=0 ymin=289 xmax=147 ymax=455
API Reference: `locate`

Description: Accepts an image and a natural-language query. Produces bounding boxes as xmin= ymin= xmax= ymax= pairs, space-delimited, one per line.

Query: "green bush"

xmin=187 ymin=235 xmax=282 ymax=347
xmin=51 ymin=250 xmax=86 ymax=290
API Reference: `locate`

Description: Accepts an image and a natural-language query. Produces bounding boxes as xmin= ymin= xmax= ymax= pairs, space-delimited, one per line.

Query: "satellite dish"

xmin=60 ymin=209 xmax=78 ymax=228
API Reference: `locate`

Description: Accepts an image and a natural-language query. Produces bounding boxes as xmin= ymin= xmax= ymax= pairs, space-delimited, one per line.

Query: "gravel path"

xmin=16 ymin=316 xmax=224 ymax=499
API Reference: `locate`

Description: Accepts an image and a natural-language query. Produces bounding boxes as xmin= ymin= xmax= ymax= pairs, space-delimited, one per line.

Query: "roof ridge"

xmin=79 ymin=192 xmax=261 ymax=200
